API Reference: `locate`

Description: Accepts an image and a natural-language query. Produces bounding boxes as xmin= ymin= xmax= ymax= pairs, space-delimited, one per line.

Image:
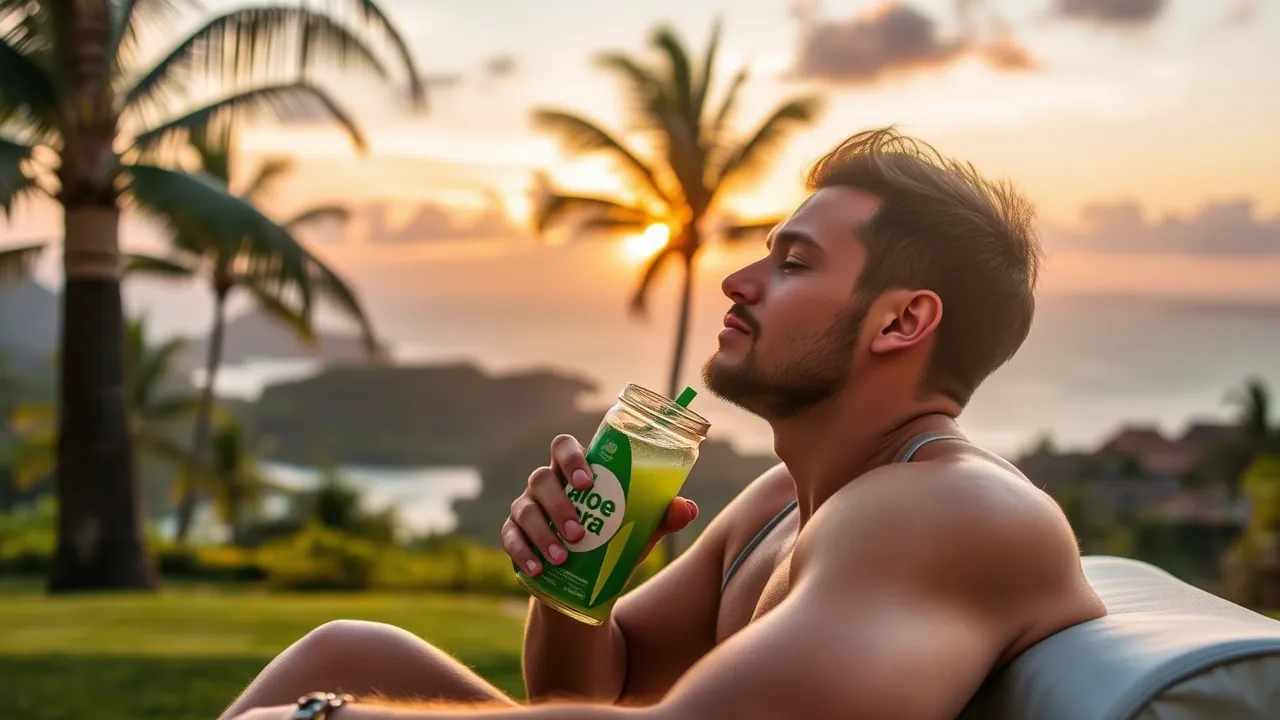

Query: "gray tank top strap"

xmin=720 ymin=498 xmax=797 ymax=593
xmin=720 ymin=430 xmax=966 ymax=593
xmin=895 ymin=430 xmax=966 ymax=463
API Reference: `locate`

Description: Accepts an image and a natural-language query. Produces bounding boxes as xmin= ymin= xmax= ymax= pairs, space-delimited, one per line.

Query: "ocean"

xmin=112 ymin=237 xmax=1280 ymax=460
xmin=205 ymin=290 xmax=1280 ymax=461
xmin=113 ymin=239 xmax=1280 ymax=535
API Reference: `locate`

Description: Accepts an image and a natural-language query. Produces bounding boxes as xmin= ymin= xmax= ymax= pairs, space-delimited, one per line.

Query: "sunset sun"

xmin=621 ymin=223 xmax=670 ymax=262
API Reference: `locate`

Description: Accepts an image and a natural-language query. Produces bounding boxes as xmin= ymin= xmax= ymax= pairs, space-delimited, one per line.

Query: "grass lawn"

xmin=0 ymin=581 xmax=529 ymax=720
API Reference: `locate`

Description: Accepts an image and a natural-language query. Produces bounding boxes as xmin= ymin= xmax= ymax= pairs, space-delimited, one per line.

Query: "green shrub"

xmin=257 ymin=522 xmax=380 ymax=591
xmin=0 ymin=497 xmax=55 ymax=575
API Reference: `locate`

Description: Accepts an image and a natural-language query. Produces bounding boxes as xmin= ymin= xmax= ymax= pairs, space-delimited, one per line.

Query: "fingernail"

xmin=572 ymin=469 xmax=590 ymax=487
xmin=525 ymin=559 xmax=539 ymax=574
xmin=565 ymin=520 xmax=583 ymax=539
xmin=688 ymin=500 xmax=699 ymax=518
xmin=549 ymin=544 xmax=566 ymax=564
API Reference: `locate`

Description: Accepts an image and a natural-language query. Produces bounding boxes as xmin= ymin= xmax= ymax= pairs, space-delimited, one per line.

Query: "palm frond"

xmin=723 ymin=218 xmax=781 ymax=243
xmin=137 ymin=432 xmax=196 ymax=467
xmin=240 ymin=155 xmax=295 ymax=202
xmin=285 ymin=203 xmax=349 ymax=229
xmin=630 ymin=244 xmax=681 ymax=316
xmin=307 ymin=0 xmax=427 ymax=110
xmin=124 ymin=162 xmax=314 ymax=314
xmin=593 ymin=50 xmax=699 ymax=193
xmin=533 ymin=191 xmax=651 ymax=235
xmin=239 ymin=272 xmax=316 ymax=345
xmin=704 ymin=66 xmax=747 ymax=150
xmin=691 ymin=16 xmax=723 ymax=129
xmin=123 ymin=252 xmax=198 ymax=279
xmin=303 ymin=254 xmax=379 ymax=358
xmin=0 ymin=134 xmax=37 ymax=216
xmin=2 ymin=3 xmax=53 ymax=62
xmin=132 ymin=335 xmax=189 ymax=412
xmin=594 ymin=52 xmax=667 ymax=121
xmin=531 ymin=109 xmax=672 ymax=207
xmin=575 ymin=216 xmax=650 ymax=236
xmin=131 ymin=82 xmax=367 ymax=157
xmin=0 ymin=34 xmax=59 ymax=135
xmin=650 ymin=25 xmax=694 ymax=119
xmin=106 ymin=0 xmax=198 ymax=77
xmin=0 ymin=241 xmax=44 ymax=283
xmin=124 ymin=6 xmax=389 ymax=122
xmin=712 ymin=96 xmax=823 ymax=196
xmin=142 ymin=395 xmax=202 ymax=423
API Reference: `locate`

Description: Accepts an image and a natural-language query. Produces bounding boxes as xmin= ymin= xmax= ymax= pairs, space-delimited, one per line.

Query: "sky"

xmin=4 ymin=0 xmax=1279 ymax=300
xmin=2 ymin=0 xmax=1279 ymax=455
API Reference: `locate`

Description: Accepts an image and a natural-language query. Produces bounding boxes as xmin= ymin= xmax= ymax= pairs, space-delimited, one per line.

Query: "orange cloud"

xmin=1052 ymin=0 xmax=1165 ymax=27
xmin=790 ymin=1 xmax=1036 ymax=85
xmin=1042 ymin=199 xmax=1280 ymax=256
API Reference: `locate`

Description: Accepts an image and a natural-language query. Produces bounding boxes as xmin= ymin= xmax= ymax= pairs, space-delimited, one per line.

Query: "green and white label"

xmin=520 ymin=422 xmax=650 ymax=619
xmin=564 ymin=464 xmax=625 ymax=552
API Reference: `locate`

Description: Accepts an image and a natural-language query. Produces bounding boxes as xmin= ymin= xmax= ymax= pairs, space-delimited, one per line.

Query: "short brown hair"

xmin=807 ymin=127 xmax=1042 ymax=406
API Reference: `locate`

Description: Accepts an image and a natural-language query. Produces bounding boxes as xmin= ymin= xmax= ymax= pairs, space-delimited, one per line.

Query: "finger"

xmin=511 ymin=496 xmax=569 ymax=566
xmin=501 ymin=518 xmax=542 ymax=576
xmin=660 ymin=497 xmax=698 ymax=534
xmin=529 ymin=467 xmax=585 ymax=542
xmin=550 ymin=434 xmax=593 ymax=490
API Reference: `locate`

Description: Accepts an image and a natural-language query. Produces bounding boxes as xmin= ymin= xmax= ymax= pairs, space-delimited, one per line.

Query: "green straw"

xmin=674 ymin=386 xmax=697 ymax=408
xmin=646 ymin=386 xmax=696 ymax=437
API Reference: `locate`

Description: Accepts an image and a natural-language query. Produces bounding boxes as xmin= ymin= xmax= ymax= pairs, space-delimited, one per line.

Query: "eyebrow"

xmin=765 ymin=228 xmax=825 ymax=254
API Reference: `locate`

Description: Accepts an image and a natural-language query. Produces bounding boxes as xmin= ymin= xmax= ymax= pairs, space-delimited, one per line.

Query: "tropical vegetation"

xmin=125 ymin=127 xmax=380 ymax=542
xmin=529 ymin=21 xmax=820 ymax=563
xmin=0 ymin=0 xmax=423 ymax=591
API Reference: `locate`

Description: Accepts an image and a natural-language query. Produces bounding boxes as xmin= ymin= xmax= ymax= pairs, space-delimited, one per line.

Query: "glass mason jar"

xmin=517 ymin=383 xmax=710 ymax=625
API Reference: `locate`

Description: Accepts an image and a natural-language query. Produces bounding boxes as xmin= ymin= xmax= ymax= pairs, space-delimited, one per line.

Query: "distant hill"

xmin=453 ymin=417 xmax=779 ymax=549
xmin=178 ymin=309 xmax=382 ymax=373
xmin=240 ymin=363 xmax=600 ymax=466
xmin=0 ymin=278 xmax=58 ymax=371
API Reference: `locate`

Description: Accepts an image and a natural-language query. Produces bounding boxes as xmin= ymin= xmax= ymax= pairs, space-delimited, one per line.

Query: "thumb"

xmin=661 ymin=497 xmax=698 ymax=533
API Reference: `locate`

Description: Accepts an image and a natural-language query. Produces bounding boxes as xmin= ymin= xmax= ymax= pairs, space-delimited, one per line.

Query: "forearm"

xmin=521 ymin=599 xmax=629 ymax=703
xmin=333 ymin=702 xmax=654 ymax=720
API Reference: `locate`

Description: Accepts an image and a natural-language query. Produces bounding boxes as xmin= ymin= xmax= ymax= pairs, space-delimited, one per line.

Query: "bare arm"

xmin=237 ymin=461 xmax=1095 ymax=720
xmin=515 ymin=436 xmax=758 ymax=705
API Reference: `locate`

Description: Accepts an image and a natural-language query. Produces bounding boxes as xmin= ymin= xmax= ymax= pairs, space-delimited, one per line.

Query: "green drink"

xmin=517 ymin=383 xmax=710 ymax=625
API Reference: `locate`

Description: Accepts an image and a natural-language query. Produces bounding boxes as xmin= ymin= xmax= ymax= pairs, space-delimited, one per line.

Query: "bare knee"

xmin=296 ymin=619 xmax=423 ymax=662
xmin=287 ymin=619 xmax=509 ymax=704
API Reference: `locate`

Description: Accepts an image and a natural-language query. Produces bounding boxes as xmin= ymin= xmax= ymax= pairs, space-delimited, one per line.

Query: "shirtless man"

xmin=224 ymin=128 xmax=1106 ymax=720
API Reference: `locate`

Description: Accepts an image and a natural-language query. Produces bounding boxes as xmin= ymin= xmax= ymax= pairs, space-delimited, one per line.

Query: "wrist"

xmin=292 ymin=692 xmax=356 ymax=720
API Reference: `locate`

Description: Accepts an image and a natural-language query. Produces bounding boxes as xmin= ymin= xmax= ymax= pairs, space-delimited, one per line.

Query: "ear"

xmin=868 ymin=290 xmax=942 ymax=355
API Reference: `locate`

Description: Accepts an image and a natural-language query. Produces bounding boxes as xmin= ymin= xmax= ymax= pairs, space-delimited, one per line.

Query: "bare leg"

xmin=218 ymin=620 xmax=516 ymax=720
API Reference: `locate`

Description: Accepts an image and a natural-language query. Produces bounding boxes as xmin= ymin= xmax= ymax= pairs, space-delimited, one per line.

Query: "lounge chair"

xmin=962 ymin=555 xmax=1280 ymax=719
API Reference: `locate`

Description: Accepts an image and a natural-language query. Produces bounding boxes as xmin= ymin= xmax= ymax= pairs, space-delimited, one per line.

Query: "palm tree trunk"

xmin=48 ymin=203 xmax=158 ymax=592
xmin=173 ymin=287 xmax=228 ymax=542
xmin=661 ymin=248 xmax=697 ymax=565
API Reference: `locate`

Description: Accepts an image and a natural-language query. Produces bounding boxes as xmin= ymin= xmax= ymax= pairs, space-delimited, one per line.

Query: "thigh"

xmin=218 ymin=620 xmax=515 ymax=720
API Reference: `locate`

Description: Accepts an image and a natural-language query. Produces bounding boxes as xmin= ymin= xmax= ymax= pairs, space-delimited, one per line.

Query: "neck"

xmin=770 ymin=388 xmax=961 ymax=522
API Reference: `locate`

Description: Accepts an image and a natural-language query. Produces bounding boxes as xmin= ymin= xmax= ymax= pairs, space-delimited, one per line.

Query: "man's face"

xmin=702 ymin=187 xmax=881 ymax=420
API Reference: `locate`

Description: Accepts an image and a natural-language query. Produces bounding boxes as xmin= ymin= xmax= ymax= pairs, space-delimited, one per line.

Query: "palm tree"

xmin=530 ymin=20 xmax=821 ymax=560
xmin=206 ymin=416 xmax=274 ymax=546
xmin=11 ymin=315 xmax=201 ymax=494
xmin=126 ymin=128 xmax=378 ymax=543
xmin=1193 ymin=378 xmax=1280 ymax=497
xmin=0 ymin=1 xmax=424 ymax=591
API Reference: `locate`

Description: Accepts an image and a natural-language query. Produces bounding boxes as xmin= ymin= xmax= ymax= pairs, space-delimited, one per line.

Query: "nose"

xmin=721 ymin=261 xmax=763 ymax=306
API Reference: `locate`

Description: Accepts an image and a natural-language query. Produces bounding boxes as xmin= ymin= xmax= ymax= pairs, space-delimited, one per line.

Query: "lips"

xmin=723 ymin=313 xmax=753 ymax=336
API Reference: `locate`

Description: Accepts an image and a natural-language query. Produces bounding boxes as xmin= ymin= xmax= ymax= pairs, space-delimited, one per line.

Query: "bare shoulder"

xmin=796 ymin=454 xmax=1106 ymax=662
xmin=704 ymin=462 xmax=796 ymax=561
